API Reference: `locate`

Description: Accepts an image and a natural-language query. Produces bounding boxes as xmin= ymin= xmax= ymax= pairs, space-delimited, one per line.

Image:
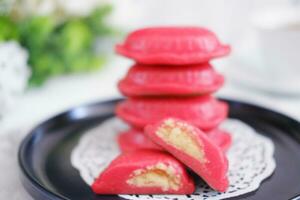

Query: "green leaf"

xmin=29 ymin=52 xmax=65 ymax=85
xmin=0 ymin=15 xmax=19 ymax=41
xmin=85 ymin=5 xmax=114 ymax=35
xmin=64 ymin=51 xmax=103 ymax=73
xmin=18 ymin=16 xmax=55 ymax=51
xmin=56 ymin=19 xmax=93 ymax=57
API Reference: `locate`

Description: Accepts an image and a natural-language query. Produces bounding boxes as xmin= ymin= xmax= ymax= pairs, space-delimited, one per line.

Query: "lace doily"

xmin=71 ymin=118 xmax=275 ymax=200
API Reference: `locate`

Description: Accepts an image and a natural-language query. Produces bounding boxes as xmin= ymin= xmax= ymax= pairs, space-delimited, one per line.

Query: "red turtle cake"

xmin=118 ymin=128 xmax=231 ymax=153
xmin=118 ymin=63 xmax=224 ymax=96
xmin=145 ymin=118 xmax=229 ymax=192
xmin=116 ymin=95 xmax=228 ymax=130
xmin=116 ymin=27 xmax=230 ymax=65
xmin=92 ymin=150 xmax=195 ymax=194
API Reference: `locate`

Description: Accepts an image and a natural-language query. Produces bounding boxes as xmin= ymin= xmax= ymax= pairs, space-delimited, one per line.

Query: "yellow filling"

xmin=127 ymin=162 xmax=181 ymax=191
xmin=156 ymin=119 xmax=206 ymax=163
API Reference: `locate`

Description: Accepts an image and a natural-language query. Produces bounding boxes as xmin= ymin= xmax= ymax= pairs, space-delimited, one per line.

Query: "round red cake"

xmin=116 ymin=96 xmax=228 ymax=130
xmin=92 ymin=150 xmax=195 ymax=194
xmin=116 ymin=27 xmax=230 ymax=65
xmin=118 ymin=63 xmax=224 ymax=97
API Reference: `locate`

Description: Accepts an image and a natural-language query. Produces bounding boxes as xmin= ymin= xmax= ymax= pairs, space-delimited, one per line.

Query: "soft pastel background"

xmin=0 ymin=0 xmax=300 ymax=199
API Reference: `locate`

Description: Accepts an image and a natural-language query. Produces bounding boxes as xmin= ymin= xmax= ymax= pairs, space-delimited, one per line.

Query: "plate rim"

xmin=18 ymin=98 xmax=300 ymax=200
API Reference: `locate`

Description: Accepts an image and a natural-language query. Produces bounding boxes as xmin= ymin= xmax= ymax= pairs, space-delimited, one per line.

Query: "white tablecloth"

xmin=1 ymin=58 xmax=300 ymax=200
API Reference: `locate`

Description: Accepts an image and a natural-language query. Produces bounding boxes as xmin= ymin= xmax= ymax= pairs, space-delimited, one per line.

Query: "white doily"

xmin=0 ymin=41 xmax=31 ymax=119
xmin=71 ymin=118 xmax=276 ymax=200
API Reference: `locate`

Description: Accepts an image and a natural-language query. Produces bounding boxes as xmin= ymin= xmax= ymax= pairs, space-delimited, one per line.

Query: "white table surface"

xmin=1 ymin=58 xmax=300 ymax=199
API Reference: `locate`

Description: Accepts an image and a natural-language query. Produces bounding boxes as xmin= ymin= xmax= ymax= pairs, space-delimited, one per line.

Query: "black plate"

xmin=18 ymin=98 xmax=300 ymax=200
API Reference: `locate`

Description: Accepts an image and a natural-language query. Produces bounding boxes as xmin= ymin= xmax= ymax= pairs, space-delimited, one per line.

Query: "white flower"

xmin=0 ymin=41 xmax=31 ymax=118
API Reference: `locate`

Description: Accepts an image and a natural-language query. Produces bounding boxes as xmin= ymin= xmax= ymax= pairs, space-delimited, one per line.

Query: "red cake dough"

xmin=145 ymin=118 xmax=229 ymax=192
xmin=116 ymin=27 xmax=230 ymax=65
xmin=92 ymin=150 xmax=195 ymax=194
xmin=207 ymin=128 xmax=232 ymax=152
xmin=118 ymin=128 xmax=231 ymax=153
xmin=117 ymin=129 xmax=163 ymax=152
xmin=116 ymin=96 xmax=228 ymax=130
xmin=118 ymin=63 xmax=224 ymax=97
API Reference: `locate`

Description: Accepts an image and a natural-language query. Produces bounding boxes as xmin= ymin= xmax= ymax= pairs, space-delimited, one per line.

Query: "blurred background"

xmin=1 ymin=0 xmax=300 ymax=129
xmin=1 ymin=0 xmax=300 ymax=128
xmin=0 ymin=0 xmax=300 ymax=198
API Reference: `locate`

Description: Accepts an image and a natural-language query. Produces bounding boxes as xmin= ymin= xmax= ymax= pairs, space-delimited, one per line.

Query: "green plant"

xmin=0 ymin=16 xmax=19 ymax=41
xmin=0 ymin=4 xmax=114 ymax=86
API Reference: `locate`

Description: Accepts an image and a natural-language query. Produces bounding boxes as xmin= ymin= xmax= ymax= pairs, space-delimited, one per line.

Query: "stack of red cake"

xmin=116 ymin=27 xmax=232 ymax=153
xmin=92 ymin=27 xmax=232 ymax=195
